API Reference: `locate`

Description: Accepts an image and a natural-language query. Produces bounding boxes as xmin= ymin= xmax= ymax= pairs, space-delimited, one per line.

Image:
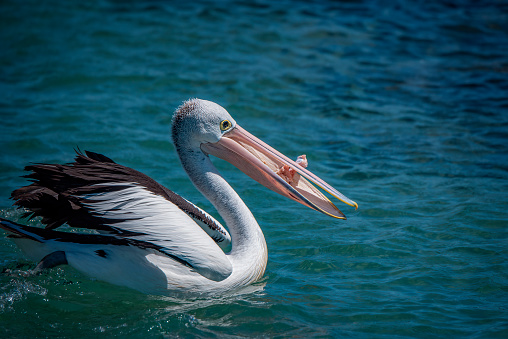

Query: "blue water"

xmin=1 ymin=0 xmax=507 ymax=337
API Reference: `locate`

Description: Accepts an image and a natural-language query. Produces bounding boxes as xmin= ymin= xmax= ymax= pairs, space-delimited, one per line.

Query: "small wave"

xmin=0 ymin=278 xmax=47 ymax=312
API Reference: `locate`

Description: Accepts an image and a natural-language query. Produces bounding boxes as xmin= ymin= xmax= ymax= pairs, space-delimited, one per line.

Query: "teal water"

xmin=1 ymin=0 xmax=507 ymax=337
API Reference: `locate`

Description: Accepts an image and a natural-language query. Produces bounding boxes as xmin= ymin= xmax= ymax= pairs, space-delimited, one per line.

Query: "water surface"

xmin=1 ymin=0 xmax=507 ymax=337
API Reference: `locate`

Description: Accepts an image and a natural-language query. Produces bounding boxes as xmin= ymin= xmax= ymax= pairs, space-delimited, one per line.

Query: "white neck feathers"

xmin=177 ymin=147 xmax=267 ymax=286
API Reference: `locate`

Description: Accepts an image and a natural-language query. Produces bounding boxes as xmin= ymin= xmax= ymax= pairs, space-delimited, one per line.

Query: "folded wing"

xmin=11 ymin=150 xmax=233 ymax=281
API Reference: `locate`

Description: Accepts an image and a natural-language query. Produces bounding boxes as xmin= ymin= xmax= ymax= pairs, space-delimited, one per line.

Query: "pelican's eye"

xmin=220 ymin=119 xmax=232 ymax=131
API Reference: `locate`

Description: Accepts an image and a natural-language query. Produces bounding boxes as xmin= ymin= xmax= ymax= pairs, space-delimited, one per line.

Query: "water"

xmin=1 ymin=0 xmax=507 ymax=337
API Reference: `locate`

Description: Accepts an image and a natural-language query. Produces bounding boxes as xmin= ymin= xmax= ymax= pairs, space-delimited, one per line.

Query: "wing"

xmin=11 ymin=150 xmax=233 ymax=281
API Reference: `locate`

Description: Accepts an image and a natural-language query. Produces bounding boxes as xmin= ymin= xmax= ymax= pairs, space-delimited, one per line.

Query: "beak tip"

xmin=332 ymin=209 xmax=346 ymax=220
xmin=345 ymin=199 xmax=358 ymax=210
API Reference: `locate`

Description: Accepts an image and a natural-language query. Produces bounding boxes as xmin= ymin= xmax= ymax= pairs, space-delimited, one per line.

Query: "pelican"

xmin=0 ymin=99 xmax=357 ymax=296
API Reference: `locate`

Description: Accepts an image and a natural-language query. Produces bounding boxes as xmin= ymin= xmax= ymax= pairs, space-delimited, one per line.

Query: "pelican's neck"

xmin=177 ymin=147 xmax=267 ymax=283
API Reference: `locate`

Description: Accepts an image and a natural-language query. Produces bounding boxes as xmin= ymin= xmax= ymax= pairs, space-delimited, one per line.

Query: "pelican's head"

xmin=172 ymin=99 xmax=237 ymax=151
xmin=172 ymin=99 xmax=357 ymax=219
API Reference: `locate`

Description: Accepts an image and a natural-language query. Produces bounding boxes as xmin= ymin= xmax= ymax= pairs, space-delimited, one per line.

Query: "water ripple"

xmin=1 ymin=0 xmax=507 ymax=337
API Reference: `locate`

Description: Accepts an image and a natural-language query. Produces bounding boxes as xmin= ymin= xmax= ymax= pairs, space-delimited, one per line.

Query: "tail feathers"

xmin=0 ymin=218 xmax=44 ymax=243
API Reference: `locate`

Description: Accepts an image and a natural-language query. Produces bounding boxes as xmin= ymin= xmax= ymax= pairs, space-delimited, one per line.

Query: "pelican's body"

xmin=0 ymin=99 xmax=356 ymax=296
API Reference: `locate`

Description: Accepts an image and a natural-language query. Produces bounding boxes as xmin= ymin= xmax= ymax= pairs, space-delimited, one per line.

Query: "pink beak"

xmin=201 ymin=125 xmax=357 ymax=219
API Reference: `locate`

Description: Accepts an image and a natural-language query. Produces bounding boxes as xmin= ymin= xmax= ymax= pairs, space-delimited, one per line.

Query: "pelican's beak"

xmin=201 ymin=125 xmax=357 ymax=219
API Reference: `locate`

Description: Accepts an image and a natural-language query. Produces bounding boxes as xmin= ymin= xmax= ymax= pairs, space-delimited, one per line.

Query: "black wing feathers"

xmin=0 ymin=217 xmax=194 ymax=269
xmin=11 ymin=150 xmax=219 ymax=235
